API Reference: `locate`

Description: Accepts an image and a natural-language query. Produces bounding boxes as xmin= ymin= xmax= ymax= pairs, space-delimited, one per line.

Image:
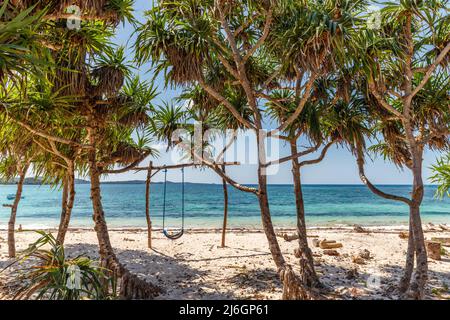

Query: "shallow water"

xmin=0 ymin=183 xmax=449 ymax=229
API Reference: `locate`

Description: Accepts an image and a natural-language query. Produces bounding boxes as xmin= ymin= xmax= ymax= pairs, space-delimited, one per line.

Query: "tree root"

xmin=104 ymin=256 xmax=162 ymax=300
xmin=119 ymin=270 xmax=162 ymax=300
xmin=279 ymin=266 xmax=321 ymax=300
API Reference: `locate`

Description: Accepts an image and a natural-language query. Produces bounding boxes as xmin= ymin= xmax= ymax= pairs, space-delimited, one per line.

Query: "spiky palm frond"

xmin=91 ymin=46 xmax=131 ymax=97
xmin=268 ymin=0 xmax=365 ymax=78
xmin=323 ymin=96 xmax=371 ymax=155
xmin=210 ymin=87 xmax=254 ymax=131
xmin=135 ymin=6 xmax=211 ymax=85
xmin=150 ymin=103 xmax=187 ymax=149
xmin=266 ymin=89 xmax=322 ymax=143
xmin=0 ymin=2 xmax=47 ymax=84
xmin=430 ymin=153 xmax=450 ymax=198
xmin=8 ymin=231 xmax=117 ymax=300
xmin=52 ymin=24 xmax=113 ymax=96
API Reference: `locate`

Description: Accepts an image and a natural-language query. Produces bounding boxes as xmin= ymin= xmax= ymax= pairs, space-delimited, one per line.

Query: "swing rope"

xmin=162 ymin=167 xmax=185 ymax=240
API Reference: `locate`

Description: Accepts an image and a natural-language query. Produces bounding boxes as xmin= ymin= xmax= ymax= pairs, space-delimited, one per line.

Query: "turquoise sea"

xmin=0 ymin=184 xmax=449 ymax=229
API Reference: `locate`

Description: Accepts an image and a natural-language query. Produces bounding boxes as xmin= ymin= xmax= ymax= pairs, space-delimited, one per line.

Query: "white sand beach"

xmin=1 ymin=225 xmax=449 ymax=300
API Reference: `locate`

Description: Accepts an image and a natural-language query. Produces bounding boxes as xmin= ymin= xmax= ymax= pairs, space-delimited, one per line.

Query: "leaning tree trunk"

xmin=145 ymin=162 xmax=152 ymax=249
xmin=221 ymin=165 xmax=229 ymax=248
xmin=87 ymin=125 xmax=160 ymax=299
xmin=57 ymin=162 xmax=76 ymax=244
xmin=8 ymin=164 xmax=29 ymax=258
xmin=290 ymin=142 xmax=320 ymax=288
xmin=255 ymin=134 xmax=313 ymax=300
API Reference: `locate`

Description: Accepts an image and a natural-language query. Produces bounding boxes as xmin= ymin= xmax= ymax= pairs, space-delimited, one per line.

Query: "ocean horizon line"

xmin=1 ymin=180 xmax=441 ymax=187
xmin=98 ymin=181 xmax=441 ymax=187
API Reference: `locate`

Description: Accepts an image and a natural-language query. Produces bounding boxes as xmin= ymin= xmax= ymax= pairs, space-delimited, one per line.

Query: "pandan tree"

xmin=135 ymin=0 xmax=363 ymax=299
xmin=0 ymin=115 xmax=35 ymax=258
xmin=2 ymin=1 xmax=162 ymax=299
xmin=177 ymin=85 xmax=251 ymax=247
xmin=0 ymin=1 xmax=50 ymax=257
xmin=3 ymin=77 xmax=86 ymax=245
xmin=353 ymin=0 xmax=450 ymax=299
xmin=264 ymin=88 xmax=333 ymax=288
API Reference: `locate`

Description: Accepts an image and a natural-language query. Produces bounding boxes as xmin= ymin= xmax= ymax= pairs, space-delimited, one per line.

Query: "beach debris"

xmin=425 ymin=223 xmax=439 ymax=231
xmin=439 ymin=224 xmax=450 ymax=231
xmin=283 ymin=233 xmax=298 ymax=241
xmin=279 ymin=233 xmax=319 ymax=242
xmin=312 ymin=238 xmax=320 ymax=247
xmin=323 ymin=249 xmax=340 ymax=256
xmin=352 ymin=256 xmax=366 ymax=265
xmin=425 ymin=241 xmax=441 ymax=260
xmin=123 ymin=237 xmax=135 ymax=242
xmin=359 ymin=249 xmax=372 ymax=260
xmin=353 ymin=225 xmax=367 ymax=233
xmin=319 ymin=240 xmax=343 ymax=249
xmin=430 ymin=237 xmax=450 ymax=247
xmin=399 ymin=231 xmax=409 ymax=239
xmin=351 ymin=249 xmax=372 ymax=265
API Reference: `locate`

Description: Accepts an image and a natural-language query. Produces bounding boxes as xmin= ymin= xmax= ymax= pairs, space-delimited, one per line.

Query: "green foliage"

xmin=150 ymin=102 xmax=187 ymax=149
xmin=9 ymin=231 xmax=117 ymax=300
xmin=430 ymin=154 xmax=450 ymax=198
xmin=0 ymin=1 xmax=48 ymax=84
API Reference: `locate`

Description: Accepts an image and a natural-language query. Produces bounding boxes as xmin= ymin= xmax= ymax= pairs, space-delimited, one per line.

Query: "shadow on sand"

xmin=1 ymin=241 xmax=448 ymax=300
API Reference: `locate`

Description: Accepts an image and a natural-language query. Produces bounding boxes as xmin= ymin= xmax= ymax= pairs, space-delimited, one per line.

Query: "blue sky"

xmin=104 ymin=0 xmax=443 ymax=185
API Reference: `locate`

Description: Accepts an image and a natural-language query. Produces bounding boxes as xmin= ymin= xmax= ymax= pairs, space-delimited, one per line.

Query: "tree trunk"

xmin=406 ymin=147 xmax=427 ymax=299
xmin=8 ymin=164 xmax=28 ymax=258
xmin=221 ymin=165 xmax=228 ymax=248
xmin=290 ymin=142 xmax=319 ymax=288
xmin=57 ymin=162 xmax=75 ymax=244
xmin=409 ymin=203 xmax=427 ymax=299
xmin=255 ymin=132 xmax=313 ymax=300
xmin=399 ymin=217 xmax=415 ymax=294
xmin=87 ymin=125 xmax=160 ymax=299
xmin=355 ymin=141 xmax=423 ymax=296
xmin=145 ymin=163 xmax=152 ymax=249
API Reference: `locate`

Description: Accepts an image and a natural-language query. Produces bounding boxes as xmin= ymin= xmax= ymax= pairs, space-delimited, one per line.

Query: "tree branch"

xmin=242 ymin=8 xmax=273 ymax=64
xmin=368 ymin=81 xmax=404 ymax=120
xmin=410 ymin=41 xmax=450 ymax=98
xmin=13 ymin=118 xmax=92 ymax=149
xmin=33 ymin=138 xmax=69 ymax=169
xmin=101 ymin=150 xmax=151 ymax=174
xmin=356 ymin=147 xmax=411 ymax=205
xmin=271 ymin=73 xmax=318 ymax=135
xmin=174 ymin=137 xmax=258 ymax=194
xmin=198 ymin=78 xmax=255 ymax=129
xmin=215 ymin=131 xmax=238 ymax=163
xmin=299 ymin=141 xmax=334 ymax=167
xmin=264 ymin=143 xmax=321 ymax=167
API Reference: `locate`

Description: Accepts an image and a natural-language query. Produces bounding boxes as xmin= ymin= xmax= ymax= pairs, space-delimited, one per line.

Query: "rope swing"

xmin=162 ymin=167 xmax=185 ymax=240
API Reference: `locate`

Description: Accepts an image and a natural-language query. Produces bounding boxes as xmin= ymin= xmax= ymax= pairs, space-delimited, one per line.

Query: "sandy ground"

xmin=0 ymin=225 xmax=449 ymax=300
